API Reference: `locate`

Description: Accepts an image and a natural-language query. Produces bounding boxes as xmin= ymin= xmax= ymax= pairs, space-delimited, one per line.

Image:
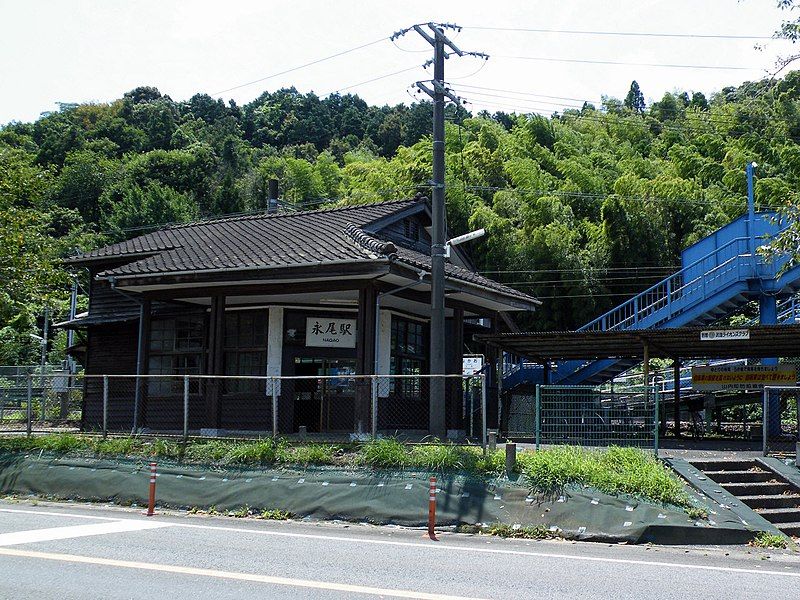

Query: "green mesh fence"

xmin=507 ymin=385 xmax=658 ymax=452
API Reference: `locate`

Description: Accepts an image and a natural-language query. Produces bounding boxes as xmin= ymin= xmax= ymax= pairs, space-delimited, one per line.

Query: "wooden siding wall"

xmin=82 ymin=322 xmax=138 ymax=430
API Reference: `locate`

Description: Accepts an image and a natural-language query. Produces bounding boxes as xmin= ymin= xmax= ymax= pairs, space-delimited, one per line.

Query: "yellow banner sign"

xmin=691 ymin=365 xmax=797 ymax=391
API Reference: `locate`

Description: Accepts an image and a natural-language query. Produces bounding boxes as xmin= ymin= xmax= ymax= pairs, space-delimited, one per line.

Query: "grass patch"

xmin=516 ymin=446 xmax=690 ymax=507
xmin=277 ymin=443 xmax=340 ymax=466
xmin=468 ymin=523 xmax=560 ymax=540
xmin=358 ymin=438 xmax=407 ymax=468
xmin=0 ymin=434 xmax=687 ymax=509
xmin=258 ymin=508 xmax=292 ymax=520
xmin=356 ymin=439 xmax=504 ymax=476
xmin=750 ymin=532 xmax=791 ymax=549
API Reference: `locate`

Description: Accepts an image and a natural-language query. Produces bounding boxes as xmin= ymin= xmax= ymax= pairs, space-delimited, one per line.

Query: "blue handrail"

xmin=581 ymin=237 xmax=754 ymax=332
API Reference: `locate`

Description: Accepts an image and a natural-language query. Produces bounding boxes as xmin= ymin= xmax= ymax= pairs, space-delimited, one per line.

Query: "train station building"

xmin=61 ymin=196 xmax=539 ymax=435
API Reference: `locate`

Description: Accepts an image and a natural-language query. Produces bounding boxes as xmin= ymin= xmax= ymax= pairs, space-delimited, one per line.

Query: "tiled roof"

xmin=68 ymin=198 xmax=538 ymax=307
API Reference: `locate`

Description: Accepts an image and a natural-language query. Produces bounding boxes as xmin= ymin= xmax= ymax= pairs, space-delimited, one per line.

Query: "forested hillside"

xmin=3 ymin=73 xmax=800 ymax=362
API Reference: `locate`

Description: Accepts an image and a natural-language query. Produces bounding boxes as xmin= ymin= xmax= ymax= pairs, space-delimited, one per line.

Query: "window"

xmin=390 ymin=317 xmax=427 ymax=396
xmin=223 ymin=311 xmax=268 ymax=393
xmin=148 ymin=316 xmax=204 ymax=394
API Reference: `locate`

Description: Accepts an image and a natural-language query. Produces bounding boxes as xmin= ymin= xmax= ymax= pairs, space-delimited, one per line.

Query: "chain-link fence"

xmin=506 ymin=384 xmax=659 ymax=452
xmin=763 ymin=386 xmax=800 ymax=456
xmin=0 ymin=373 xmax=83 ymax=435
xmin=2 ymin=373 xmax=486 ymax=446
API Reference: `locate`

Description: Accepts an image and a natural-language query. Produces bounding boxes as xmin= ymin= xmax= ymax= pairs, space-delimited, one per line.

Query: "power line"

xmin=211 ymin=37 xmax=388 ymax=96
xmin=494 ymin=54 xmax=759 ymax=71
xmin=454 ymin=83 xmax=602 ymax=104
xmin=463 ymin=26 xmax=775 ymax=41
xmin=331 ymin=64 xmax=425 ymax=94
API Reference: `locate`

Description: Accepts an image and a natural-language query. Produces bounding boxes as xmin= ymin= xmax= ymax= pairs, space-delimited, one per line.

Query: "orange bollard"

xmin=146 ymin=462 xmax=157 ymax=516
xmin=427 ymin=476 xmax=438 ymax=540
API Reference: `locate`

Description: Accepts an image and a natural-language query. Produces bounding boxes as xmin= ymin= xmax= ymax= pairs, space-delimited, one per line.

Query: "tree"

xmin=106 ymin=182 xmax=197 ymax=236
xmin=624 ymin=81 xmax=646 ymax=113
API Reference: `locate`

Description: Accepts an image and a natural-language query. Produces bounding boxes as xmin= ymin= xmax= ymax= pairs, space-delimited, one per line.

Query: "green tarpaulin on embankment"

xmin=0 ymin=452 xmax=760 ymax=544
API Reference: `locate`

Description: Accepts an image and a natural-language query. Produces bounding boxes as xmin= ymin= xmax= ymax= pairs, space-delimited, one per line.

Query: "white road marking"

xmin=0 ymin=508 xmax=118 ymax=521
xmin=0 ymin=547 xmax=488 ymax=600
xmin=173 ymin=522 xmax=800 ymax=579
xmin=3 ymin=506 xmax=800 ymax=579
xmin=0 ymin=519 xmax=171 ymax=546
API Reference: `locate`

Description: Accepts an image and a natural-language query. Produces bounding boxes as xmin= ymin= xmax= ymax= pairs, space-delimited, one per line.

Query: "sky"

xmin=0 ymin=0 xmax=798 ymax=125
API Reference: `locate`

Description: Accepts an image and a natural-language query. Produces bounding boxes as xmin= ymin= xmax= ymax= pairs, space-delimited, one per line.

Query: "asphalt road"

xmin=0 ymin=500 xmax=799 ymax=599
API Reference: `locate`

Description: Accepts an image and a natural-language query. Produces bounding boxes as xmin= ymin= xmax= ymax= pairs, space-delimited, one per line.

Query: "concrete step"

xmin=705 ymin=470 xmax=773 ymax=484
xmin=690 ymin=460 xmax=758 ymax=472
xmin=757 ymin=507 xmax=800 ymax=524
xmin=722 ymin=481 xmax=792 ymax=496
xmin=738 ymin=494 xmax=800 ymax=509
xmin=777 ymin=522 xmax=800 ymax=537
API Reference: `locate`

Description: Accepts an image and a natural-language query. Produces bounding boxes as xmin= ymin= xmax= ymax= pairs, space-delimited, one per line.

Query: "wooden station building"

xmin=63 ymin=197 xmax=539 ymax=435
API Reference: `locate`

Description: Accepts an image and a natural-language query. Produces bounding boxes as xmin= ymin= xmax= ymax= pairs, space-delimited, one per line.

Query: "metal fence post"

xmin=653 ymin=384 xmax=660 ymax=457
xmin=481 ymin=374 xmax=487 ymax=455
xmin=762 ymin=387 xmax=769 ymax=456
xmin=102 ymin=376 xmax=109 ymax=439
xmin=26 ymin=374 xmax=32 ymax=438
xmin=468 ymin=382 xmax=474 ymax=439
xmin=183 ymin=375 xmax=190 ymax=443
xmin=40 ymin=377 xmax=47 ymax=423
xmin=534 ymin=385 xmax=541 ymax=450
xmin=370 ymin=375 xmax=378 ymax=438
xmin=271 ymin=377 xmax=278 ymax=438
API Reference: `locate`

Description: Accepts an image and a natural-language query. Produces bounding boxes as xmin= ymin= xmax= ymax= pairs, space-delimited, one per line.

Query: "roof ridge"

xmin=166 ymin=195 xmax=426 ymax=231
xmin=343 ymin=223 xmax=397 ymax=256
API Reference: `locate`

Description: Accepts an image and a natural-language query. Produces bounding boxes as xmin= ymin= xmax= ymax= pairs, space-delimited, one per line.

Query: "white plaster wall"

xmin=377 ymin=310 xmax=392 ymax=397
xmin=266 ymin=306 xmax=284 ymax=394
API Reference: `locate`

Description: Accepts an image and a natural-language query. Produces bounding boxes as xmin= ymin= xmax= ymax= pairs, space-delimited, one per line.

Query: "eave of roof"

xmin=476 ymin=325 xmax=800 ymax=360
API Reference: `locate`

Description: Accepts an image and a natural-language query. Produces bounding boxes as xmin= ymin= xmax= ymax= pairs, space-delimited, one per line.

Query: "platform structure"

xmin=480 ymin=325 xmax=800 ymax=447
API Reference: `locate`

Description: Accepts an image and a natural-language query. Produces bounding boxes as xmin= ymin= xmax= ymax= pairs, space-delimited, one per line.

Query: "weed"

xmin=358 ymin=438 xmax=407 ymax=468
xmin=93 ymin=437 xmax=139 ymax=456
xmin=482 ymin=523 xmax=561 ymax=540
xmin=228 ymin=505 xmax=251 ymax=518
xmin=278 ymin=443 xmax=339 ymax=466
xmin=408 ymin=443 xmax=464 ymax=471
xmin=750 ymin=532 xmax=791 ymax=549
xmin=258 ymin=508 xmax=292 ymax=520
xmin=685 ymin=506 xmax=709 ymax=520
xmin=182 ymin=440 xmax=232 ymax=463
xmin=225 ymin=440 xmax=278 ymax=465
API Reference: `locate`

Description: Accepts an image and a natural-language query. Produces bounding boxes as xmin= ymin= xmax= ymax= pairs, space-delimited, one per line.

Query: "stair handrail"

xmin=581 ymin=236 xmax=754 ymax=332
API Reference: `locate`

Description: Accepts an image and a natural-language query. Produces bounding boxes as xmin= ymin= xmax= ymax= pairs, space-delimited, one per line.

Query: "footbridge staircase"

xmin=503 ymin=210 xmax=800 ymax=391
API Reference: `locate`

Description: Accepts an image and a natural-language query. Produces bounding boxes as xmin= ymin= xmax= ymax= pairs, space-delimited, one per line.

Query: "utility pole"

xmin=392 ymin=23 xmax=487 ymax=437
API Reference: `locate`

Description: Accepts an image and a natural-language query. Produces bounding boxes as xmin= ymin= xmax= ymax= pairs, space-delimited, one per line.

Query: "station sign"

xmin=691 ymin=364 xmax=797 ymax=391
xmin=462 ymin=355 xmax=484 ymax=375
xmin=699 ymin=329 xmax=750 ymax=341
xmin=305 ymin=317 xmax=357 ymax=348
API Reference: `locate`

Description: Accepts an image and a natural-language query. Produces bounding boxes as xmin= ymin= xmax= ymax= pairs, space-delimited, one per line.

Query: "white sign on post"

xmin=462 ymin=355 xmax=484 ymax=376
xmin=305 ymin=317 xmax=357 ymax=348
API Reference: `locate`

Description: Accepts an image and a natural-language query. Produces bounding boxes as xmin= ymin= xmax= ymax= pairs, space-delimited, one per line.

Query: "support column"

xmin=206 ymin=294 xmax=225 ymax=430
xmin=446 ymin=308 xmax=464 ymax=432
xmin=761 ymin=294 xmax=781 ymax=438
xmin=267 ymin=306 xmax=284 ymax=431
xmin=355 ymin=286 xmax=376 ymax=434
xmin=643 ymin=342 xmax=650 ymax=405
xmin=673 ymin=358 xmax=681 ymax=438
xmin=132 ymin=299 xmax=151 ymax=431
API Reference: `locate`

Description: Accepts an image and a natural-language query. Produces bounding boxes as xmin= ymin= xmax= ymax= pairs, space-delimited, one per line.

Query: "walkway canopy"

xmin=476 ymin=324 xmax=800 ymax=361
